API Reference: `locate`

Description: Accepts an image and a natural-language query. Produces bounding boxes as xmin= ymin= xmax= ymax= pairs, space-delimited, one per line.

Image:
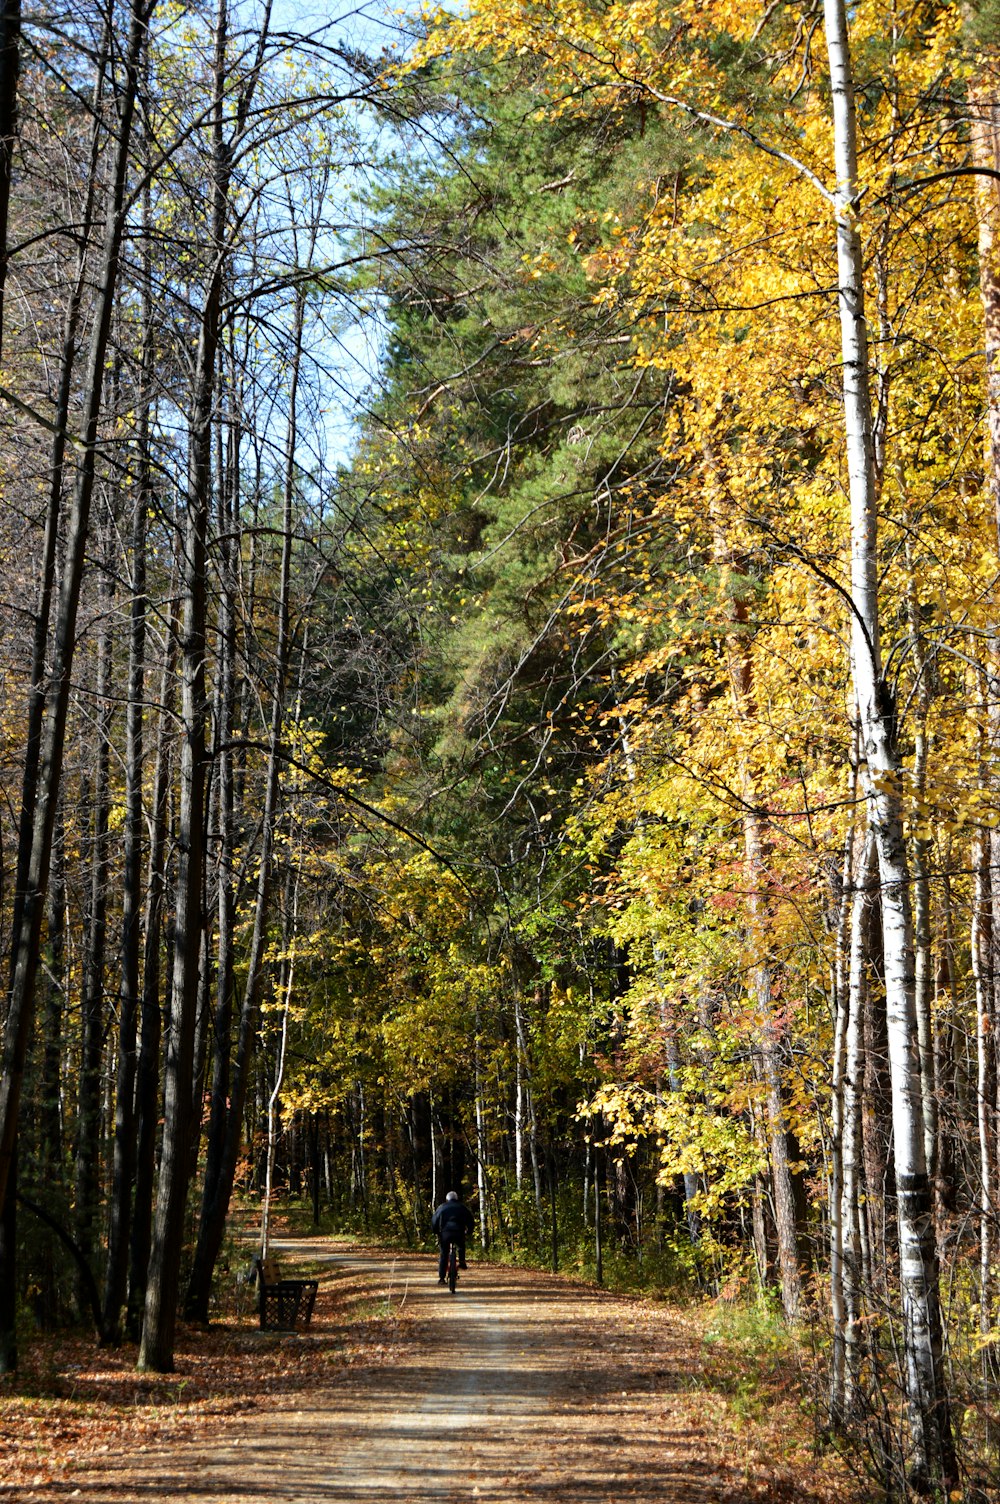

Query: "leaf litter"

xmin=2 ymin=1240 xmax=860 ymax=1503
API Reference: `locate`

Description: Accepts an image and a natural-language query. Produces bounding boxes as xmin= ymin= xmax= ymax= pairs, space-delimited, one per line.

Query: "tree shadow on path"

xmin=26 ymin=1242 xmax=845 ymax=1504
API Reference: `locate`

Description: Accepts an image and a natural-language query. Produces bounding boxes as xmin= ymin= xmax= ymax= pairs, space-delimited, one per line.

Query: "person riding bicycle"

xmin=432 ymin=1190 xmax=474 ymax=1284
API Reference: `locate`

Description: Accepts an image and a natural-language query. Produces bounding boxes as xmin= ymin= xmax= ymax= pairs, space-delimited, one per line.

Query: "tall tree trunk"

xmin=861 ymin=895 xmax=894 ymax=1288
xmin=187 ymin=928 xmax=214 ymax=1183
xmin=0 ymin=1139 xmax=15 ymax=1373
xmin=184 ymin=278 xmax=300 ymax=1322
xmin=513 ymin=993 xmax=525 ymax=1190
xmin=903 ymin=537 xmax=937 ymax=1204
xmin=138 ymin=378 xmax=212 ymax=1371
xmin=102 ymin=488 xmax=146 ymax=1341
xmin=474 ymin=1075 xmax=488 ymax=1251
xmin=138 ymin=6 xmax=228 ymax=1368
xmin=829 ymin=815 xmax=861 ymax=1427
xmin=969 ymin=49 xmax=1000 ymax=847
xmin=310 ymin=1114 xmax=321 ymax=1227
xmin=103 ymin=196 xmax=154 ymax=1339
xmin=547 ymin=1142 xmax=558 ymax=1273
xmin=842 ymin=829 xmax=876 ymax=1418
xmin=664 ymin=1030 xmax=701 ymax=1246
xmin=74 ymin=524 xmax=114 ymax=1321
xmin=0 ymin=0 xmax=21 ymax=1368
xmin=0 ymin=13 xmax=111 ymax=1364
xmin=38 ymin=819 xmax=66 ymax=1182
xmin=0 ymin=0 xmax=149 ymax=1245
xmin=189 ymin=374 xmax=238 ymax=1321
xmin=516 ymin=988 xmax=543 ymax=1216
xmin=261 ymin=889 xmax=298 ymax=1262
xmin=127 ymin=597 xmax=176 ymax=1339
xmin=594 ymin=1135 xmax=604 ymax=1285
xmin=746 ymin=810 xmax=803 ymax=1323
xmin=968 ymin=41 xmax=1000 ymax=1395
xmin=140 ymin=0 xmax=276 ymax=1367
xmin=822 ymin=0 xmax=955 ymax=1485
xmin=935 ymin=860 xmax=959 ymax=1225
xmin=356 ymin=1084 xmax=369 ymax=1226
xmin=972 ymin=819 xmax=994 ymax=1347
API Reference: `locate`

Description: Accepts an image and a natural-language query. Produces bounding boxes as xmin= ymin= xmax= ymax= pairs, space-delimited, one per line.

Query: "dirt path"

xmin=33 ymin=1241 xmax=848 ymax=1504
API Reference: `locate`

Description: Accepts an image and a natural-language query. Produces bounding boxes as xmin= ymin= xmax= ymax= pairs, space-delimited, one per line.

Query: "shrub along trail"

xmin=4 ymin=1240 xmax=856 ymax=1503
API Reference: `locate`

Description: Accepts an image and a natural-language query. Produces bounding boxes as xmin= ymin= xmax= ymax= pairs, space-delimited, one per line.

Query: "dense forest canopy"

xmin=6 ymin=0 xmax=1000 ymax=1494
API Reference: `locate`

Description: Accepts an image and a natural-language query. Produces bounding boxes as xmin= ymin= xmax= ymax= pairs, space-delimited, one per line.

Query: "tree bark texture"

xmin=138 ymin=0 xmax=228 ymax=1362
xmin=822 ymin=0 xmax=955 ymax=1484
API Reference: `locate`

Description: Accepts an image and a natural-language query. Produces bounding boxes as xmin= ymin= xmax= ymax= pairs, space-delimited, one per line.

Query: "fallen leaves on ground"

xmin=1 ymin=1241 xmax=860 ymax=1504
xmin=0 ymin=1248 xmax=412 ymax=1499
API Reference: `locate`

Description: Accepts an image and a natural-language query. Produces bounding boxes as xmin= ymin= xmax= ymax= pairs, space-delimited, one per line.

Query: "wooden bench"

xmin=250 ymin=1253 xmax=319 ymax=1332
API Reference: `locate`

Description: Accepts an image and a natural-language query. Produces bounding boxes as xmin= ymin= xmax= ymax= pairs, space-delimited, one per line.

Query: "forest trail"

xmin=49 ymin=1239 xmax=845 ymax=1504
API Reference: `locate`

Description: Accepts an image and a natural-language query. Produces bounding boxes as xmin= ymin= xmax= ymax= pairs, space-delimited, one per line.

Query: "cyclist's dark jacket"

xmin=432 ymin=1200 xmax=474 ymax=1240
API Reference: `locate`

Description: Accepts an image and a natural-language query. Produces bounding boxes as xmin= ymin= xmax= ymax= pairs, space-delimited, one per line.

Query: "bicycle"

xmin=446 ymin=1239 xmax=459 ymax=1294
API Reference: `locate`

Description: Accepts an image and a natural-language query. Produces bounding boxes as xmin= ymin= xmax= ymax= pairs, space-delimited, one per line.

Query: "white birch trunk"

xmin=822 ymin=0 xmax=955 ymax=1484
xmin=972 ymin=824 xmax=993 ymax=1342
xmin=357 ymin=1084 xmax=368 ymax=1221
xmin=514 ymin=992 xmax=525 ymax=1190
xmin=473 ymin=990 xmax=489 ymax=1249
xmin=583 ymin=1134 xmax=591 ymax=1227
xmin=903 ymin=534 xmax=937 ymax=1188
xmin=969 ymin=58 xmax=1000 ymax=1364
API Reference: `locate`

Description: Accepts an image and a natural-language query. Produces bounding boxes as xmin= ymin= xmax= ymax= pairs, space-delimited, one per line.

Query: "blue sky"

xmin=265 ymin=0 xmax=415 ymax=468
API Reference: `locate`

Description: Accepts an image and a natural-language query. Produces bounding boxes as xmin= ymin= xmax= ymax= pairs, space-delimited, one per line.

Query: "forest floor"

xmin=1 ymin=1236 xmax=861 ymax=1503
